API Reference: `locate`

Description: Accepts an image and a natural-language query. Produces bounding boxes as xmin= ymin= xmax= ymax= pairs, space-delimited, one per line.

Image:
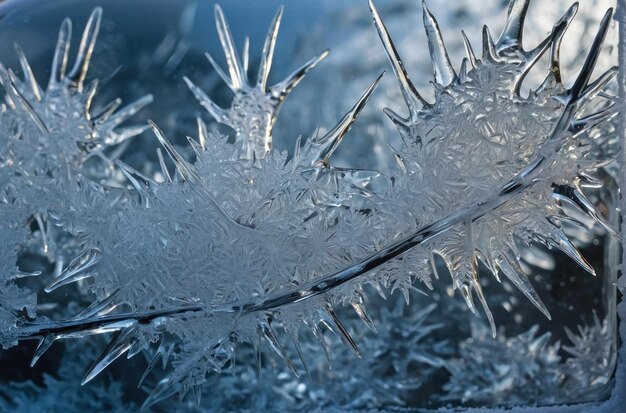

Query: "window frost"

xmin=443 ymin=313 xmax=615 ymax=406
xmin=0 ymin=8 xmax=151 ymax=349
xmin=0 ymin=0 xmax=619 ymax=409
xmin=1 ymin=339 xmax=134 ymax=412
xmin=184 ymin=5 xmax=329 ymax=161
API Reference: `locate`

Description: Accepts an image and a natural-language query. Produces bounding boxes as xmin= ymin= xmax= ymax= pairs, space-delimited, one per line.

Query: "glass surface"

xmin=0 ymin=0 xmax=619 ymax=411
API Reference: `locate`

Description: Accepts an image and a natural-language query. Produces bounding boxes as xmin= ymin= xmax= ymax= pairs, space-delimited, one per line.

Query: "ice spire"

xmin=185 ymin=5 xmax=328 ymax=161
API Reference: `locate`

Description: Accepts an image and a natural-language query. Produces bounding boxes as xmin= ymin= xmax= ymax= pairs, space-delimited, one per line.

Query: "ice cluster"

xmin=0 ymin=0 xmax=620 ymax=411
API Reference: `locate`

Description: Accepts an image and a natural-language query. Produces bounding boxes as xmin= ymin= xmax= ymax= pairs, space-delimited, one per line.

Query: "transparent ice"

xmin=0 ymin=0 xmax=621 ymax=411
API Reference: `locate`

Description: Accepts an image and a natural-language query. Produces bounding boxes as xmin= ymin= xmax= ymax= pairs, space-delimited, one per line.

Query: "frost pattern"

xmin=443 ymin=313 xmax=616 ymax=406
xmin=184 ymin=5 xmax=328 ymax=161
xmin=367 ymin=0 xmax=618 ymax=335
xmin=0 ymin=8 xmax=151 ymax=348
xmin=0 ymin=0 xmax=619 ymax=409
xmin=1 ymin=340 xmax=135 ymax=413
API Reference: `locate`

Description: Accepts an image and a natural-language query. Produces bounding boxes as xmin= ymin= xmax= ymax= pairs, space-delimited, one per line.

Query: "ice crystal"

xmin=0 ymin=339 xmax=135 ymax=413
xmin=189 ymin=292 xmax=449 ymax=412
xmin=301 ymin=295 xmax=450 ymax=410
xmin=561 ymin=312 xmax=617 ymax=397
xmin=0 ymin=7 xmax=384 ymax=401
xmin=367 ymin=0 xmax=618 ymax=335
xmin=444 ymin=323 xmax=562 ymax=405
xmin=2 ymin=8 xmax=152 ymax=178
xmin=184 ymin=6 xmax=328 ymax=161
xmin=443 ymin=313 xmax=616 ymax=406
xmin=0 ymin=0 xmax=619 ymax=409
xmin=0 ymin=8 xmax=151 ymax=348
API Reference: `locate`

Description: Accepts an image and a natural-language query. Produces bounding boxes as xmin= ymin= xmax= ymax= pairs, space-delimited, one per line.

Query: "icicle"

xmin=150 ymin=121 xmax=199 ymax=183
xmin=458 ymin=58 xmax=470 ymax=83
xmin=127 ymin=339 xmax=146 ymax=360
xmin=118 ymin=160 xmax=157 ymax=188
xmin=383 ymin=108 xmax=412 ymax=143
xmin=258 ymin=7 xmax=283 ymax=91
xmin=44 ymin=320 xmax=136 ymax=342
xmin=554 ymin=183 xmax=620 ymax=239
xmin=576 ymin=66 xmax=618 ymax=109
xmin=496 ymin=0 xmax=530 ymax=52
xmin=138 ymin=338 xmax=174 ymax=388
xmin=422 ymin=1 xmax=456 ymax=86
xmin=568 ymin=8 xmax=613 ymax=103
xmin=469 ymin=223 xmax=496 ymax=336
xmin=66 ymin=7 xmax=102 ymax=91
xmin=107 ymin=125 xmax=151 ymax=148
xmin=183 ymin=77 xmax=226 ymax=122
xmin=429 ymin=253 xmax=441 ymax=280
xmin=12 ymin=270 xmax=41 ymax=279
xmin=196 ymin=118 xmax=208 ymax=150
xmin=31 ymin=335 xmax=57 ymax=367
xmin=0 ymin=65 xmax=48 ymax=133
xmin=309 ymin=322 xmax=332 ymax=369
xmin=49 ymin=18 xmax=71 ymax=87
xmin=476 ymin=248 xmax=499 ymax=281
xmin=516 ymin=4 xmax=577 ymax=94
xmin=99 ymin=94 xmax=153 ymax=146
xmin=320 ymin=72 xmax=385 ymax=165
xmin=14 ymin=44 xmax=42 ymax=100
xmin=372 ymin=282 xmax=387 ymax=299
xmin=578 ymin=171 xmax=603 ymax=189
xmin=320 ymin=303 xmax=362 ymax=358
xmin=156 ymin=148 xmax=172 ymax=183
xmin=81 ymin=78 xmax=98 ymax=115
xmin=516 ymin=35 xmax=551 ymax=91
xmin=204 ymin=51 xmax=235 ymax=90
xmin=481 ymin=25 xmax=500 ymax=63
xmin=460 ymin=30 xmax=477 ymax=68
xmin=45 ymin=247 xmax=101 ymax=292
xmin=400 ymin=285 xmax=411 ymax=305
xmin=70 ymin=288 xmax=120 ymax=321
xmin=82 ymin=324 xmax=138 ymax=384
xmin=290 ymin=333 xmax=311 ymax=380
xmin=270 ymin=50 xmax=329 ymax=102
xmin=103 ymin=94 xmax=154 ymax=130
xmin=242 ymin=36 xmax=250 ymax=74
xmin=214 ymin=5 xmax=247 ymax=89
xmin=497 ymin=254 xmax=551 ymax=320
xmin=258 ymin=318 xmax=298 ymax=376
xmin=369 ymin=0 xmax=429 ymax=115
xmin=570 ymin=105 xmax=617 ymax=135
xmin=472 ymin=277 xmax=496 ymax=338
xmin=93 ymin=98 xmax=122 ymax=124
xmin=304 ymin=73 xmax=382 ymax=166
xmin=117 ymin=160 xmax=157 ymax=207
xmin=549 ymin=3 xmax=579 ymax=83
xmin=459 ymin=283 xmax=476 ymax=313
xmin=552 ymin=192 xmax=598 ymax=229
xmin=351 ymin=293 xmax=377 ymax=333
xmin=186 ymin=136 xmax=205 ymax=160
xmin=547 ymin=213 xmax=589 ymax=231
xmin=16 ymin=91 xmax=48 ymax=133
xmin=548 ymin=229 xmax=595 ymax=275
xmin=141 ymin=378 xmax=179 ymax=411
xmin=33 ymin=213 xmax=49 ymax=255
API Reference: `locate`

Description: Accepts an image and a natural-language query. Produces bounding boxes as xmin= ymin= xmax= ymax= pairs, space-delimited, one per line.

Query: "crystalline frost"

xmin=0 ymin=0 xmax=620 ymax=409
